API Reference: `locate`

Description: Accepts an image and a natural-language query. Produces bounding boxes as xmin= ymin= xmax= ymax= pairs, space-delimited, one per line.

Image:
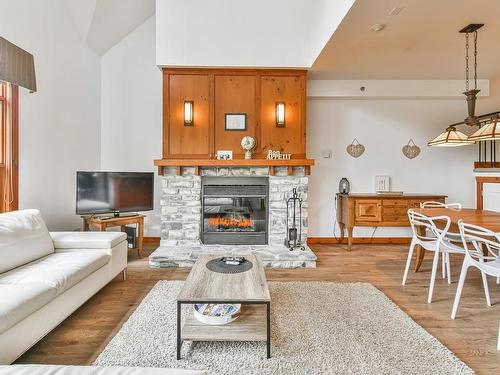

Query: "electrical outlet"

xmin=322 ymin=149 xmax=332 ymax=158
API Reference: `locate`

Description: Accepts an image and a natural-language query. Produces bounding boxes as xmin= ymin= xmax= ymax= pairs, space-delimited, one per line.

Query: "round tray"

xmin=193 ymin=304 xmax=241 ymax=325
xmin=206 ymin=258 xmax=253 ymax=274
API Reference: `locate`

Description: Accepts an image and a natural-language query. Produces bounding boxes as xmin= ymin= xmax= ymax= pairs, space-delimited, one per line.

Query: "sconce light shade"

xmin=427 ymin=126 xmax=474 ymax=147
xmin=184 ymin=100 xmax=193 ymax=126
xmin=467 ymin=117 xmax=500 ymax=141
xmin=276 ymin=102 xmax=285 ymax=127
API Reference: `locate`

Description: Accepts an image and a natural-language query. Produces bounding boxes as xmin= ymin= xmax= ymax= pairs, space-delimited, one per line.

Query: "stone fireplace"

xmin=149 ymin=165 xmax=316 ymax=268
xmin=150 ymin=67 xmax=315 ymax=268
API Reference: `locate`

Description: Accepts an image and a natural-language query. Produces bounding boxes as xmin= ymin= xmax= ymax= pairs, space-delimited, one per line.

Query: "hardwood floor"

xmin=16 ymin=244 xmax=499 ymax=373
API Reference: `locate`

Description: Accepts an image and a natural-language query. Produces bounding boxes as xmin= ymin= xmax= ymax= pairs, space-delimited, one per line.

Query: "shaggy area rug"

xmin=94 ymin=281 xmax=472 ymax=374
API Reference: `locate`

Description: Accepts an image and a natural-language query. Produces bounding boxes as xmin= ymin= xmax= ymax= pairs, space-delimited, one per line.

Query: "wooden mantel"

xmin=154 ymin=158 xmax=315 ymax=176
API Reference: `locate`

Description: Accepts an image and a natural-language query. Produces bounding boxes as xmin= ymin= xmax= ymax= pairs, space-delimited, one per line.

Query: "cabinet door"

xmin=214 ymin=75 xmax=257 ymax=157
xmin=260 ymin=75 xmax=306 ymax=157
xmin=355 ymin=200 xmax=382 ymax=222
xmin=166 ymin=74 xmax=212 ymax=157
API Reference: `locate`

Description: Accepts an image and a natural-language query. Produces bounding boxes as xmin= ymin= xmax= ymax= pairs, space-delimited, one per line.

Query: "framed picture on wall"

xmin=225 ymin=113 xmax=246 ymax=131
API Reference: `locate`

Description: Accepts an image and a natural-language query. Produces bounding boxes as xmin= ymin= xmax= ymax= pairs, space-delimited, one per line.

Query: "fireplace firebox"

xmin=201 ymin=177 xmax=268 ymax=245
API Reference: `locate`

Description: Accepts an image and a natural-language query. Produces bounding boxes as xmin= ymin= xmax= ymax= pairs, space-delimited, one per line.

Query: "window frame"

xmin=0 ymin=82 xmax=19 ymax=212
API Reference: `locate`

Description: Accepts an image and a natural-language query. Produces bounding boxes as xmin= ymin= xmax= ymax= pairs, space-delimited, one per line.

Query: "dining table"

xmin=412 ymin=208 xmax=500 ymax=272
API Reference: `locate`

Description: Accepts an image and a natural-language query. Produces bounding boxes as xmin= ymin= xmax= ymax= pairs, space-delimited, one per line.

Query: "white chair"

xmin=452 ymin=220 xmax=500 ymax=350
xmin=420 ymin=201 xmax=463 ymax=282
xmin=402 ymin=210 xmax=465 ymax=303
xmin=420 ymin=201 xmax=462 ymax=209
xmin=452 ymin=220 xmax=500 ymax=317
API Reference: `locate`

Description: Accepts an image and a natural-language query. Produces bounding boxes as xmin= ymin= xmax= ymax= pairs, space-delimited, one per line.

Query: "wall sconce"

xmin=184 ymin=100 xmax=193 ymax=126
xmin=276 ymin=102 xmax=285 ymax=127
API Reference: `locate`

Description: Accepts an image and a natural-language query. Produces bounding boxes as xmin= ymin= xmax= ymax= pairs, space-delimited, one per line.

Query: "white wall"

xmin=156 ymin=0 xmax=342 ymax=68
xmin=307 ymin=79 xmax=500 ymax=238
xmin=100 ymin=16 xmax=162 ymax=236
xmin=0 ymin=0 xmax=101 ymax=230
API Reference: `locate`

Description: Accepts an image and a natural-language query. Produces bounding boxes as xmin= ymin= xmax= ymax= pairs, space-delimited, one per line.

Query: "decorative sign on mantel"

xmin=266 ymin=150 xmax=291 ymax=160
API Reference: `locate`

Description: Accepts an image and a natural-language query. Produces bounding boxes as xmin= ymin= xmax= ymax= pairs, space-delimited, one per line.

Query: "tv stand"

xmin=82 ymin=214 xmax=145 ymax=258
xmin=112 ymin=212 xmax=138 ymax=219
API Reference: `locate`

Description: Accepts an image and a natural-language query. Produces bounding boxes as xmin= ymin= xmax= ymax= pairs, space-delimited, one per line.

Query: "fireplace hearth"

xmin=201 ymin=177 xmax=268 ymax=245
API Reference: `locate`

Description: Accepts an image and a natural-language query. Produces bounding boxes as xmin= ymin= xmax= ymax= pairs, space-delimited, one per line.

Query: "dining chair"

xmin=403 ymin=210 xmax=465 ymax=303
xmin=420 ymin=201 xmax=462 ymax=209
xmin=452 ymin=220 xmax=500 ymax=351
xmin=451 ymin=220 xmax=500 ymax=318
xmin=420 ymin=201 xmax=463 ymax=282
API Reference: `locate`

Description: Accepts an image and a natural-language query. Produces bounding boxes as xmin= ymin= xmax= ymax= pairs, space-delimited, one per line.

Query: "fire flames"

xmin=208 ymin=216 xmax=253 ymax=229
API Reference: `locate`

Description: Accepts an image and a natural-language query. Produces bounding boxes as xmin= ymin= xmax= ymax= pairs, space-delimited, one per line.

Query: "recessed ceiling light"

xmin=389 ymin=7 xmax=404 ymax=16
xmin=371 ymin=24 xmax=386 ymax=32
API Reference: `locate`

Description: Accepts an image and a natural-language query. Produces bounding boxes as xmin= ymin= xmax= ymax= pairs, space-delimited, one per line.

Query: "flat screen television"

xmin=76 ymin=171 xmax=154 ymax=216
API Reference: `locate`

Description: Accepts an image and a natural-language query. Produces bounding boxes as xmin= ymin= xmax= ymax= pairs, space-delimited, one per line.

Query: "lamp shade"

xmin=0 ymin=36 xmax=36 ymax=92
xmin=427 ymin=126 xmax=474 ymax=147
xmin=467 ymin=118 xmax=500 ymax=141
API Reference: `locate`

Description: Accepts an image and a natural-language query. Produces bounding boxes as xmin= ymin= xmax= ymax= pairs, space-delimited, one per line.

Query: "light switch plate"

xmin=322 ymin=149 xmax=332 ymax=158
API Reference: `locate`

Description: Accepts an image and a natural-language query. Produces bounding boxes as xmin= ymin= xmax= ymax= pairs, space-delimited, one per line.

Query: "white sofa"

xmin=0 ymin=209 xmax=128 ymax=365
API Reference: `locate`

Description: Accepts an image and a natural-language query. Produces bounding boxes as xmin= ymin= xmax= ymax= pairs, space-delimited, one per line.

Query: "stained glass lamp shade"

xmin=427 ymin=126 xmax=474 ymax=147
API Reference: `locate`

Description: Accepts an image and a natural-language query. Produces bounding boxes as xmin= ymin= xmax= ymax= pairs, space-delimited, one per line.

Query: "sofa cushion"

xmin=50 ymin=231 xmax=127 ymax=249
xmin=0 ymin=365 xmax=207 ymax=374
xmin=0 ymin=209 xmax=54 ymax=274
xmin=0 ymin=251 xmax=110 ymax=296
xmin=0 ymin=283 xmax=56 ymax=334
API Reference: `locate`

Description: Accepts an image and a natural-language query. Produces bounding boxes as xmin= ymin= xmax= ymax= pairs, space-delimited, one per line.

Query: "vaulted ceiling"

xmin=62 ymin=0 xmax=500 ymax=81
xmin=310 ymin=0 xmax=500 ymax=79
xmin=64 ymin=0 xmax=155 ymax=56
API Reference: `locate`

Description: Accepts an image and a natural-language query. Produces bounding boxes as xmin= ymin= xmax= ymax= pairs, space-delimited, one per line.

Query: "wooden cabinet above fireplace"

xmin=161 ymin=68 xmax=308 ymax=159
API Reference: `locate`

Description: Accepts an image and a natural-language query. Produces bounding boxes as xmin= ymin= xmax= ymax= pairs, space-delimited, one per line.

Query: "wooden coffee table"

xmin=176 ymin=255 xmax=271 ymax=359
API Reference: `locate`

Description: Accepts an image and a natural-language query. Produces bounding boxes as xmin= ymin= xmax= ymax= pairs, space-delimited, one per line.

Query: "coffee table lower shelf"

xmin=177 ymin=302 xmax=271 ymax=359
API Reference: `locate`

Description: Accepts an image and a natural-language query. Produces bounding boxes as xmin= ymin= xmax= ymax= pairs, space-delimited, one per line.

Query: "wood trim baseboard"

xmin=144 ymin=236 xmax=410 ymax=245
xmin=307 ymin=237 xmax=412 ymax=245
xmin=143 ymin=236 xmax=160 ymax=244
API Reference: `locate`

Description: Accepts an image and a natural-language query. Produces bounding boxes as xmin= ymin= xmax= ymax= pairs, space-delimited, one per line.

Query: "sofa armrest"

xmin=50 ymin=231 xmax=127 ymax=250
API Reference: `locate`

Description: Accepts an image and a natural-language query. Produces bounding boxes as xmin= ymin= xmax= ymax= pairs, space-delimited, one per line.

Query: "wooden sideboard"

xmin=336 ymin=193 xmax=447 ymax=250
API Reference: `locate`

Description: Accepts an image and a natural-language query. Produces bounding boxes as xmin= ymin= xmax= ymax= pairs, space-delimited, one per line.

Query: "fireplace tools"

xmin=284 ymin=188 xmax=305 ymax=251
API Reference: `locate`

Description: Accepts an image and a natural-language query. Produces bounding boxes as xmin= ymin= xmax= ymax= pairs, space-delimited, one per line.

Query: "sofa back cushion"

xmin=0 ymin=209 xmax=54 ymax=274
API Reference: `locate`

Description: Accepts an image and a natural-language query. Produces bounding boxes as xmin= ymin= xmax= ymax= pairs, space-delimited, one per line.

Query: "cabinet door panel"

xmin=214 ymin=75 xmax=257 ymax=156
xmin=355 ymin=200 xmax=381 ymax=222
xmin=260 ymin=75 xmax=305 ymax=157
xmin=168 ymin=74 xmax=212 ymax=157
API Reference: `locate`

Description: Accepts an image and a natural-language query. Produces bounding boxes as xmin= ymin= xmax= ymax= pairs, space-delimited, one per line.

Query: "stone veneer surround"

xmin=160 ymin=166 xmax=308 ymax=246
xmin=154 ymin=165 xmax=315 ymax=268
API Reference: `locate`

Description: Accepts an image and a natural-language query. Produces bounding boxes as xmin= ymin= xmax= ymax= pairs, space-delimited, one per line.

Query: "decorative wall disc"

xmin=402 ymin=139 xmax=421 ymax=159
xmin=346 ymin=138 xmax=365 ymax=158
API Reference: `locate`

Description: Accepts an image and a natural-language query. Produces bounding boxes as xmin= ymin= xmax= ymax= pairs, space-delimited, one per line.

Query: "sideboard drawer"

xmin=382 ymin=206 xmax=408 ymax=216
xmin=409 ymin=200 xmax=424 ymax=208
xmin=382 ymin=199 xmax=408 ymax=207
xmin=382 ymin=215 xmax=409 ymax=224
xmin=409 ymin=198 xmax=445 ymax=208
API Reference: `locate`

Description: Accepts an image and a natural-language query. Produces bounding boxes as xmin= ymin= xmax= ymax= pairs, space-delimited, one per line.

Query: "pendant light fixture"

xmin=461 ymin=24 xmax=483 ymax=126
xmin=428 ymin=24 xmax=484 ymax=147
xmin=428 ymin=125 xmax=474 ymax=147
xmin=468 ymin=116 xmax=500 ymax=141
